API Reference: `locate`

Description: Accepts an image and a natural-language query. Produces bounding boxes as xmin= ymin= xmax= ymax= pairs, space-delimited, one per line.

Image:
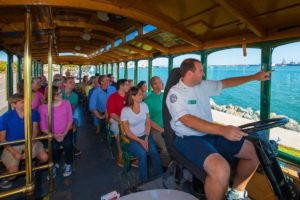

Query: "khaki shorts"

xmin=2 ymin=141 xmax=44 ymax=168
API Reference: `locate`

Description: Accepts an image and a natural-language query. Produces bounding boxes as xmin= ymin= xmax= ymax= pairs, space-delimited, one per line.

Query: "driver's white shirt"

xmin=166 ymin=78 xmax=222 ymax=137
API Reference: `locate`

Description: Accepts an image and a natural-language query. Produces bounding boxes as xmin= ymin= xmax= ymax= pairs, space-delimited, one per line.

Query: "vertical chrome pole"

xmin=24 ymin=10 xmax=34 ymax=199
xmin=47 ymin=31 xmax=54 ymax=193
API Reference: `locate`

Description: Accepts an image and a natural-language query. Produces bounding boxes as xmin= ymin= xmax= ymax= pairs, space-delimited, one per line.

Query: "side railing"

xmin=0 ymin=133 xmax=53 ymax=199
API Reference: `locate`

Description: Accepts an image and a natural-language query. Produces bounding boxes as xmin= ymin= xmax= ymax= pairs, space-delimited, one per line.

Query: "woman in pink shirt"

xmin=17 ymin=78 xmax=44 ymax=111
xmin=39 ymin=85 xmax=73 ymax=178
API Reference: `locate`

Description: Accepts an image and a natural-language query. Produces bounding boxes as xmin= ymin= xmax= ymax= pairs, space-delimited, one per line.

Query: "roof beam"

xmin=214 ymin=0 xmax=266 ymax=38
xmin=136 ymin=38 xmax=169 ymax=53
xmin=3 ymin=35 xmax=49 ymax=45
xmin=0 ymin=1 xmax=202 ymax=47
xmin=54 ymin=20 xmax=125 ymax=37
xmin=111 ymin=49 xmax=134 ymax=58
xmin=119 ymin=45 xmax=150 ymax=57
xmin=57 ymin=30 xmax=114 ymax=43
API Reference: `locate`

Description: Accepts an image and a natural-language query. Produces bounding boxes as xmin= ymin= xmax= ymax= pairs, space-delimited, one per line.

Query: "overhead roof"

xmin=0 ymin=0 xmax=300 ymax=64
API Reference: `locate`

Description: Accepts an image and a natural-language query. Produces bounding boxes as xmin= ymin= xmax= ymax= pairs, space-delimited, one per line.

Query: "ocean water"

xmin=120 ymin=65 xmax=300 ymax=123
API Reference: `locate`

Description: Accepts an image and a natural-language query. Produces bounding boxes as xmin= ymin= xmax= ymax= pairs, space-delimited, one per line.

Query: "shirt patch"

xmin=188 ymin=100 xmax=197 ymax=104
xmin=170 ymin=94 xmax=177 ymax=103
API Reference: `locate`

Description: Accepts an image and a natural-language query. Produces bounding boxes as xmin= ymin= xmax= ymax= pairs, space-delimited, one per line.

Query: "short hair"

xmin=150 ymin=76 xmax=160 ymax=87
xmin=116 ymin=79 xmax=128 ymax=90
xmin=95 ymin=73 xmax=100 ymax=76
xmin=65 ymin=77 xmax=74 ymax=83
xmin=180 ymin=58 xmax=200 ymax=77
xmin=9 ymin=93 xmax=24 ymax=105
xmin=43 ymin=86 xmax=60 ymax=104
xmin=98 ymin=75 xmax=107 ymax=85
xmin=125 ymin=87 xmax=141 ymax=107
xmin=107 ymin=74 xmax=114 ymax=78
xmin=137 ymin=81 xmax=146 ymax=88
xmin=128 ymin=79 xmax=134 ymax=85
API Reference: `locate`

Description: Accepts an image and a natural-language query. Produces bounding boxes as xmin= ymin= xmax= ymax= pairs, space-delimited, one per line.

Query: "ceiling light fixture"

xmin=97 ymin=11 xmax=109 ymax=21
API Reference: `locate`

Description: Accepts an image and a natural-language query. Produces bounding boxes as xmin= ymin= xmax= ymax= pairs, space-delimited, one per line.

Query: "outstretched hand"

xmin=255 ymin=70 xmax=274 ymax=81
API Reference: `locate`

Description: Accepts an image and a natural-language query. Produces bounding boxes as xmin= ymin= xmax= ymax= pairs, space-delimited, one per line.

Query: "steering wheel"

xmin=239 ymin=117 xmax=289 ymax=134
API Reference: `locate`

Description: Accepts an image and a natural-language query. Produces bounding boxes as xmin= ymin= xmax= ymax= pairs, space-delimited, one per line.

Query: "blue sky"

xmin=1 ymin=41 xmax=299 ymax=66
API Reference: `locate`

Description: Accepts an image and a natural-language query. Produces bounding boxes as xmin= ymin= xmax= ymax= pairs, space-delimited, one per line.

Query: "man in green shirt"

xmin=62 ymin=77 xmax=81 ymax=156
xmin=144 ymin=76 xmax=171 ymax=168
xmin=62 ymin=77 xmax=78 ymax=112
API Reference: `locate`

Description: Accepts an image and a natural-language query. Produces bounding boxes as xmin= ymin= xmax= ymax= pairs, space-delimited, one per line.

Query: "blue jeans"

xmin=128 ymin=135 xmax=163 ymax=183
xmin=73 ymin=118 xmax=79 ymax=144
xmin=52 ymin=130 xmax=73 ymax=165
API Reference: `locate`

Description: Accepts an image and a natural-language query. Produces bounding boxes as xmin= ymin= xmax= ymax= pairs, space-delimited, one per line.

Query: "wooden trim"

xmin=53 ymin=20 xmax=125 ymax=37
xmin=0 ymin=0 xmax=202 ymax=47
xmin=137 ymin=38 xmax=169 ymax=53
xmin=215 ymin=0 xmax=266 ymax=38
xmin=119 ymin=45 xmax=150 ymax=57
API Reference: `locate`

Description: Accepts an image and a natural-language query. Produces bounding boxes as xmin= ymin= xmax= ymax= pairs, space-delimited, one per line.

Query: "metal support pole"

xmin=134 ymin=60 xmax=138 ymax=85
xmin=60 ymin=64 xmax=63 ymax=76
xmin=125 ymin=61 xmax=128 ymax=79
xmin=35 ymin=61 xmax=39 ymax=76
xmin=117 ymin=63 xmax=120 ymax=80
xmin=24 ymin=10 xmax=34 ymax=199
xmin=17 ymin=56 xmax=22 ymax=83
xmin=201 ymin=51 xmax=208 ymax=80
xmin=40 ymin=63 xmax=44 ymax=76
xmin=168 ymin=55 xmax=173 ymax=74
xmin=6 ymin=52 xmax=13 ymax=109
xmin=148 ymin=58 xmax=153 ymax=91
xmin=106 ymin=63 xmax=108 ymax=75
xmin=111 ymin=63 xmax=114 ymax=75
xmin=79 ymin=65 xmax=82 ymax=83
xmin=47 ymin=31 xmax=54 ymax=193
xmin=260 ymin=45 xmax=272 ymax=125
xmin=102 ymin=64 xmax=104 ymax=75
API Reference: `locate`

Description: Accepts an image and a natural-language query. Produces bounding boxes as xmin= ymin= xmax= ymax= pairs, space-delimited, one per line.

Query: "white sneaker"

xmin=0 ymin=179 xmax=12 ymax=189
xmin=47 ymin=163 xmax=59 ymax=180
xmin=226 ymin=189 xmax=248 ymax=200
xmin=63 ymin=164 xmax=72 ymax=177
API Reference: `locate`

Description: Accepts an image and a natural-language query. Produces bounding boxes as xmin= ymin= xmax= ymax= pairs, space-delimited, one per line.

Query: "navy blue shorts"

xmin=173 ymin=135 xmax=245 ymax=170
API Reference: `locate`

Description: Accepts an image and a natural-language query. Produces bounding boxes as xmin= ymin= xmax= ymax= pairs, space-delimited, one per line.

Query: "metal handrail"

xmin=0 ymin=9 xmax=54 ymax=199
xmin=0 ymin=134 xmax=52 ymax=147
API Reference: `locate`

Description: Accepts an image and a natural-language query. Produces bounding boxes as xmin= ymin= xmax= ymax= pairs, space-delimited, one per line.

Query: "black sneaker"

xmin=74 ymin=148 xmax=82 ymax=156
xmin=0 ymin=179 xmax=12 ymax=189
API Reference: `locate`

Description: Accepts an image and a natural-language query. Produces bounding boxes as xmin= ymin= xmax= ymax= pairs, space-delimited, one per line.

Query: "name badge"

xmin=188 ymin=100 xmax=197 ymax=104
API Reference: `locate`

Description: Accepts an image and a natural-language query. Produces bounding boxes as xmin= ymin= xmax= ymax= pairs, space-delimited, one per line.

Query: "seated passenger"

xmin=89 ymin=75 xmax=116 ymax=135
xmin=121 ymin=87 xmax=162 ymax=183
xmin=53 ymin=78 xmax=63 ymax=89
xmin=17 ymin=77 xmax=44 ymax=111
xmin=62 ymin=77 xmax=80 ymax=156
xmin=81 ymin=75 xmax=88 ymax=95
xmin=144 ymin=77 xmax=171 ymax=168
xmin=166 ymin=59 xmax=273 ymax=199
xmin=108 ymin=74 xmax=117 ymax=89
xmin=65 ymin=70 xmax=71 ymax=78
xmin=85 ymin=76 xmax=95 ymax=98
xmin=0 ymin=93 xmax=48 ymax=189
xmin=128 ymin=79 xmax=134 ymax=89
xmin=39 ymin=86 xmax=73 ymax=178
xmin=137 ymin=81 xmax=148 ymax=100
xmin=38 ymin=75 xmax=48 ymax=95
xmin=106 ymin=79 xmax=129 ymax=166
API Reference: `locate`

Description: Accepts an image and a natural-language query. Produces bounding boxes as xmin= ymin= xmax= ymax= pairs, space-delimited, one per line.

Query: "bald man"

xmin=144 ymin=76 xmax=171 ymax=168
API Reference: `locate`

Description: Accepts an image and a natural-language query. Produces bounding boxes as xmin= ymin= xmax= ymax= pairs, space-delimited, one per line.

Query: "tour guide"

xmin=166 ymin=58 xmax=274 ymax=200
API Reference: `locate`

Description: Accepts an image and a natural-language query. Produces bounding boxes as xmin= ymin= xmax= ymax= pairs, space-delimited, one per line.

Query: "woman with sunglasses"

xmin=121 ymin=87 xmax=162 ymax=183
xmin=39 ymin=85 xmax=73 ymax=178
